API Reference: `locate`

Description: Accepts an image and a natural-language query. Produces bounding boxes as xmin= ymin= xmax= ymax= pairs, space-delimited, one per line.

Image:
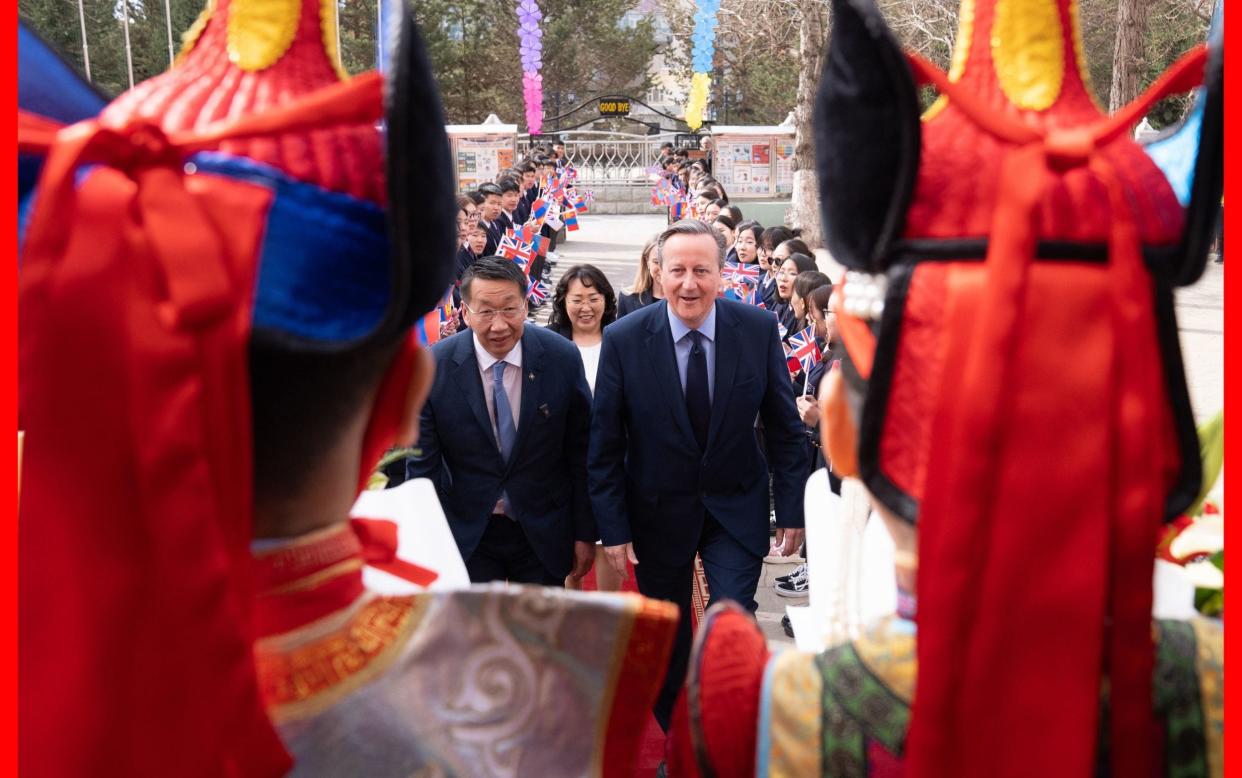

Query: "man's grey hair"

xmin=656 ymin=218 xmax=727 ymax=268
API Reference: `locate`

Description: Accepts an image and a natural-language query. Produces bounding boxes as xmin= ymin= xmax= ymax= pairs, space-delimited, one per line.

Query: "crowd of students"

xmin=450 ymin=141 xmax=574 ymax=329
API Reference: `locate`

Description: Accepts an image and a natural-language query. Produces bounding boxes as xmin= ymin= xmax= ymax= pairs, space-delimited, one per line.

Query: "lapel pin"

xmin=528 ymin=372 xmax=535 ymax=381
xmin=539 ymin=403 xmax=550 ymax=418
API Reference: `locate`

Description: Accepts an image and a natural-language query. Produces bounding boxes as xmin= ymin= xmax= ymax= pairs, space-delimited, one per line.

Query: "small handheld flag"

xmin=784 ymin=325 xmax=822 ymax=378
xmin=526 ymin=278 xmax=549 ymax=305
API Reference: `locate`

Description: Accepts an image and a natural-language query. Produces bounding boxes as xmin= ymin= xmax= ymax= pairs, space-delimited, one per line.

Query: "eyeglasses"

xmin=465 ymin=302 xmax=526 ymax=322
xmin=776 ymin=269 xmax=798 ymax=278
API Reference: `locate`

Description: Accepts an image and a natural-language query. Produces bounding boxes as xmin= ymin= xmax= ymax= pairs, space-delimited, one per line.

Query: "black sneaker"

xmin=774 ymin=563 xmax=807 ymax=586
xmin=774 ymin=571 xmax=809 ymax=598
xmin=781 ymin=613 xmax=794 ymax=638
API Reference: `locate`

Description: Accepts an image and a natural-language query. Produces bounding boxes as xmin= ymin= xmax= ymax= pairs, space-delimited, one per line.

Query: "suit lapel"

xmin=646 ymin=302 xmax=698 ymax=447
xmin=451 ymin=336 xmax=501 ymax=455
xmin=706 ymin=303 xmax=739 ymax=449
xmin=505 ymin=328 xmax=543 ymax=474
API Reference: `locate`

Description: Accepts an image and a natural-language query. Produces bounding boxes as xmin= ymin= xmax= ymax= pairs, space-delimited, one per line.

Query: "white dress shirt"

xmin=473 ymin=334 xmax=523 ymax=516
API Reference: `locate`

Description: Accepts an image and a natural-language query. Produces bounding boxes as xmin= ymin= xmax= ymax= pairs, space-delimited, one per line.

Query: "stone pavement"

xmin=546 ymin=213 xmax=1226 ymax=649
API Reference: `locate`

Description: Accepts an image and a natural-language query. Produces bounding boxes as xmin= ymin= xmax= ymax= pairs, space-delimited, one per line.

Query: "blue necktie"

xmin=492 ymin=361 xmax=517 ymax=461
xmin=685 ymin=331 xmax=710 ymax=449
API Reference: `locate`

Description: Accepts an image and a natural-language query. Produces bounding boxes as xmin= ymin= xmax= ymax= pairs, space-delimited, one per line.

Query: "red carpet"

xmin=578 ymin=556 xmax=710 ymax=775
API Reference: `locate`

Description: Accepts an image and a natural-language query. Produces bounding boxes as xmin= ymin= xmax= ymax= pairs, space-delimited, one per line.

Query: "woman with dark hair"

xmin=791 ymin=271 xmax=830 ymax=336
xmin=550 ymin=264 xmax=620 ymax=593
xmin=721 ymin=204 xmax=743 ymax=224
xmin=759 ymin=226 xmax=795 ymax=306
xmin=701 ymin=198 xmax=724 ymax=221
xmin=456 ymin=194 xmax=478 ymax=246
xmin=773 ymin=251 xmax=818 ymax=338
xmin=547 ymin=264 xmax=617 ymax=395
xmin=714 ymin=214 xmax=738 ymax=263
xmin=796 ymin=283 xmax=842 ymax=480
xmin=773 ymin=277 xmax=840 ymax=603
xmin=733 ymin=220 xmax=763 ymax=267
xmin=618 ymin=237 xmax=663 ymax=317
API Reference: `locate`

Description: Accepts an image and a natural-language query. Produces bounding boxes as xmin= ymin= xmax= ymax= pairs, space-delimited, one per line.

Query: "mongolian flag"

xmin=562 ymin=205 xmax=580 ymax=232
xmin=531 ymin=197 xmax=549 ymax=221
xmin=416 ymin=308 xmax=442 ymax=346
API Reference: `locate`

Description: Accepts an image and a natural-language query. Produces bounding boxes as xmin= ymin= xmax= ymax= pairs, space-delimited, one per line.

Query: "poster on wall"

xmin=775 ymin=139 xmax=795 ymax=194
xmin=453 ymin=135 xmax=516 ymax=192
xmin=710 ymin=131 xmax=792 ymax=198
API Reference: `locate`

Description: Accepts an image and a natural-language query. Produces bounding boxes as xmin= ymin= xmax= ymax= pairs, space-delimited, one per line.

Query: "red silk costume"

xmin=668 ymin=0 xmax=1221 ymax=773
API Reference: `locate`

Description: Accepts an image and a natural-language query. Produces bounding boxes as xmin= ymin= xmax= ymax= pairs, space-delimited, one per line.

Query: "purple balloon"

xmin=517 ymin=0 xmax=544 ymax=132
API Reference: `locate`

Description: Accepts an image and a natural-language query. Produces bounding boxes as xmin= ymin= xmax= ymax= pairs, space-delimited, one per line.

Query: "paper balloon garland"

xmin=516 ymin=0 xmax=544 ymax=133
xmin=685 ymin=73 xmax=711 ymax=132
xmin=683 ymin=0 xmax=720 ymax=130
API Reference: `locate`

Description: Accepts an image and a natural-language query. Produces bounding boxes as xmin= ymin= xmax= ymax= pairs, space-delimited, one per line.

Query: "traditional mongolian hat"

xmin=17 ymin=0 xmax=455 ymax=772
xmin=815 ymin=0 xmax=1223 ymax=774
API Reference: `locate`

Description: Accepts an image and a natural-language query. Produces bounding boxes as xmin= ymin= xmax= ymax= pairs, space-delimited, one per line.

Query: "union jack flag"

xmin=498 ymin=234 xmax=533 ymax=269
xmin=783 ymin=325 xmax=822 ymax=378
xmin=729 ymin=262 xmax=761 ymax=285
xmin=526 ymin=278 xmax=549 ymax=305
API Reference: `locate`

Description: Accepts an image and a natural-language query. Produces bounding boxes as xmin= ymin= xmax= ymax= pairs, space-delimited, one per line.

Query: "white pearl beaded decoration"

xmin=842 ymin=270 xmax=888 ymax=321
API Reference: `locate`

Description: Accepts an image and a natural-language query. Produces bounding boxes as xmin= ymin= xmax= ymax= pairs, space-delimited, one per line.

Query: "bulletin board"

xmin=710 ymin=126 xmax=796 ymax=199
xmin=447 ymin=124 xmax=518 ymax=193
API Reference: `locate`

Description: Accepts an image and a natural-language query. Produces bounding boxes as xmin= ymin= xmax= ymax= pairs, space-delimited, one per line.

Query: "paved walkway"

xmin=548 ymin=213 xmax=1226 ymax=648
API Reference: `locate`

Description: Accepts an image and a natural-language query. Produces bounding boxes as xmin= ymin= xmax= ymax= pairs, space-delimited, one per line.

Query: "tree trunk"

xmin=1108 ymin=0 xmax=1149 ymax=111
xmin=790 ymin=0 xmax=827 ymax=245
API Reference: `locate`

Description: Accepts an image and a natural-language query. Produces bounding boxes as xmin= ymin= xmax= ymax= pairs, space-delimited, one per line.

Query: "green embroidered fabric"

xmin=806 ymin=620 xmax=1215 ymax=777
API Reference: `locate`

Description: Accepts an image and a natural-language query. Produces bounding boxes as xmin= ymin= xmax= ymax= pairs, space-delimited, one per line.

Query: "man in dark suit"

xmin=589 ymin=219 xmax=808 ymax=729
xmin=408 ymin=257 xmax=596 ymax=585
xmin=476 ymin=182 xmax=504 ymax=256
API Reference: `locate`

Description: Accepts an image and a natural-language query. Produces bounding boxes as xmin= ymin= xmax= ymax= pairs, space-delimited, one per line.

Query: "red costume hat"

xmin=17 ymin=0 xmax=455 ymax=773
xmin=812 ymin=0 xmax=1222 ymax=774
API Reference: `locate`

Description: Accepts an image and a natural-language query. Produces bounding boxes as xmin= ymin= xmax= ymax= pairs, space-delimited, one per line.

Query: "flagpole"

xmin=375 ymin=0 xmax=383 ymax=70
xmin=164 ymin=0 xmax=175 ymax=66
xmin=121 ymin=0 xmax=135 ymax=88
xmin=76 ymin=0 xmax=92 ymax=80
xmin=334 ymin=0 xmax=343 ymax=71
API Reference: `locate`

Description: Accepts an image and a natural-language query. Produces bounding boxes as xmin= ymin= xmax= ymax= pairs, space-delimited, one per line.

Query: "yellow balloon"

xmin=683 ymin=72 xmax=712 ymax=131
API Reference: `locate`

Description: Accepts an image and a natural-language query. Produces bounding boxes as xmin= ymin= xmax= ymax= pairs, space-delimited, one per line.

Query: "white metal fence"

xmin=519 ymin=131 xmax=680 ymax=188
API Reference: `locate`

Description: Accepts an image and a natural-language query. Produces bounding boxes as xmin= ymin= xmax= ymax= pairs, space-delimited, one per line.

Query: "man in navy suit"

xmin=589 ymin=219 xmax=808 ymax=729
xmin=408 ymin=257 xmax=596 ymax=585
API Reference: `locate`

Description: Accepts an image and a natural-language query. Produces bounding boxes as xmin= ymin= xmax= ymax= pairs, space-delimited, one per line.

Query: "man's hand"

xmin=796 ymin=395 xmax=820 ymax=426
xmin=568 ymin=540 xmax=595 ymax=582
xmin=604 ymin=542 xmax=638 ymax=581
xmin=773 ymin=527 xmax=805 ymax=557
